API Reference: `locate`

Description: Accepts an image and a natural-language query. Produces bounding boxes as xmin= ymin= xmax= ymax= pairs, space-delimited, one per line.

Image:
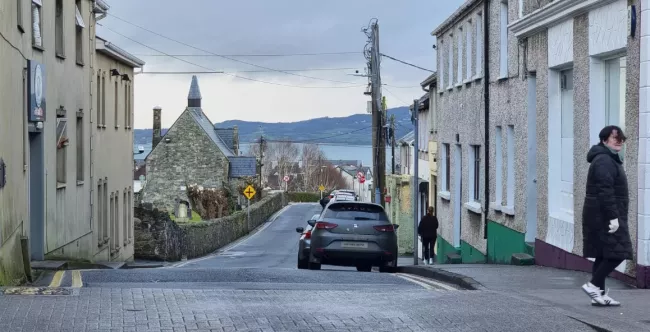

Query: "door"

xmin=525 ymin=74 xmax=538 ymax=243
xmin=29 ymin=131 xmax=45 ymax=260
xmin=453 ymin=144 xmax=462 ymax=248
xmin=560 ymin=69 xmax=574 ymax=217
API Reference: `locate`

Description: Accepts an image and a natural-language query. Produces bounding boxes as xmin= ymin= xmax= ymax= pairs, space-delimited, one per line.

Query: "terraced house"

xmin=433 ymin=0 xmax=648 ymax=288
xmin=0 ymin=0 xmax=144 ymax=285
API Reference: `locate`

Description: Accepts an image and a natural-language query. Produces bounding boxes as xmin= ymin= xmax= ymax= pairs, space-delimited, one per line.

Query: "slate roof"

xmin=228 ymin=156 xmax=257 ymax=178
xmin=214 ymin=128 xmax=235 ymax=151
xmin=327 ymin=160 xmax=360 ymax=167
xmin=398 ymin=130 xmax=415 ymax=145
xmin=188 ymin=108 xmax=234 ymax=157
xmin=188 ymin=76 xmax=202 ymax=100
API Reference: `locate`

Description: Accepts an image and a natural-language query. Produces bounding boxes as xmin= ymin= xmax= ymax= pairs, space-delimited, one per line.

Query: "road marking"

xmin=49 ymin=271 xmax=65 ymax=288
xmin=394 ymin=273 xmax=458 ymax=291
xmin=71 ymin=270 xmax=83 ymax=288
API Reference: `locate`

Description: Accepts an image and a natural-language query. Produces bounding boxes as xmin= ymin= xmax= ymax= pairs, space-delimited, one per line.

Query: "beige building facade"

xmin=0 ymin=0 xmax=143 ymax=285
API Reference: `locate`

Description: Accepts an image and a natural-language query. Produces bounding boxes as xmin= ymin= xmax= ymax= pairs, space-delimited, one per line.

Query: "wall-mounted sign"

xmin=28 ymin=60 xmax=46 ymax=122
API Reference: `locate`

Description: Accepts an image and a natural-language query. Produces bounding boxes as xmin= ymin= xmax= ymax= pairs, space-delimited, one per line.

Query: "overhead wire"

xmin=98 ymin=24 xmax=366 ymax=89
xmin=380 ymin=53 xmax=435 ymax=72
xmin=103 ymin=13 xmax=362 ymax=85
xmin=260 ymin=126 xmax=372 ymax=143
xmin=132 ymin=52 xmax=361 ymax=57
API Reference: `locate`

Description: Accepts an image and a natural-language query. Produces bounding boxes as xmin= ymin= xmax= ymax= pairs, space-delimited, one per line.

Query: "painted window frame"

xmin=448 ymin=34 xmax=453 ymax=89
xmin=440 ymin=143 xmax=451 ymax=200
xmin=55 ymin=0 xmax=65 ymax=58
xmin=499 ymin=0 xmax=509 ymax=79
xmin=475 ymin=12 xmax=483 ymax=79
xmin=31 ymin=0 xmax=43 ymax=49
xmin=504 ymin=125 xmax=515 ymax=215
xmin=75 ymin=0 xmax=85 ymax=66
xmin=76 ymin=110 xmax=84 ymax=184
xmin=466 ymin=19 xmax=472 ymax=82
xmin=493 ymin=126 xmax=503 ymax=210
xmin=457 ymin=27 xmax=463 ymax=86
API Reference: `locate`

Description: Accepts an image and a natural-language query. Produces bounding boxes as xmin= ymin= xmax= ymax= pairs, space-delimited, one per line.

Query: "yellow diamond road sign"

xmin=243 ymin=185 xmax=256 ymax=200
xmin=318 ymin=185 xmax=325 ymax=192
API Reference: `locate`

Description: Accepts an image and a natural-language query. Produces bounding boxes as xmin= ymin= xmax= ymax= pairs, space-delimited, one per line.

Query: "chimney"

xmin=152 ymin=106 xmax=162 ymax=148
xmin=232 ymin=125 xmax=239 ymax=155
xmin=188 ymin=75 xmax=202 ymax=108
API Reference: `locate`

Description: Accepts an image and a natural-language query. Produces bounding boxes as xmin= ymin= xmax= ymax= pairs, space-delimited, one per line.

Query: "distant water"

xmin=133 ymin=142 xmax=393 ymax=169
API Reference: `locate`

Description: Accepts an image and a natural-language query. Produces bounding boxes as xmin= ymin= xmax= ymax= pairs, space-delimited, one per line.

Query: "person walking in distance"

xmin=581 ymin=126 xmax=633 ymax=306
xmin=418 ymin=206 xmax=439 ymax=265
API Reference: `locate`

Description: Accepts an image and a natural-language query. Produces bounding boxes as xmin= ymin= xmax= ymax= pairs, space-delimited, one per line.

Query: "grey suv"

xmin=306 ymin=201 xmax=398 ymax=272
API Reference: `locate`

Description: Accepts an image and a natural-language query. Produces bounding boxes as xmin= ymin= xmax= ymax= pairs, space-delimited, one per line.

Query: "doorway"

xmin=525 ymin=74 xmax=538 ymax=243
xmin=28 ymin=130 xmax=45 ymax=260
xmin=453 ymin=144 xmax=462 ymax=248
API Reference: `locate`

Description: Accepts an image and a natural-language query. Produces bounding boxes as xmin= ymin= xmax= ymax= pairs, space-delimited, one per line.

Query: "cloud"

xmin=100 ymin=0 xmax=465 ymax=128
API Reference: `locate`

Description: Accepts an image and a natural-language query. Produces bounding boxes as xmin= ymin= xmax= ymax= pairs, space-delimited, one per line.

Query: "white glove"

xmin=608 ymin=219 xmax=619 ymax=234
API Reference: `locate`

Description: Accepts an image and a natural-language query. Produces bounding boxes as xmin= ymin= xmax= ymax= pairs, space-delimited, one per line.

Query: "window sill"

xmin=501 ymin=205 xmax=515 ymax=216
xmin=56 ymin=182 xmax=66 ymax=190
xmin=473 ymin=74 xmax=483 ymax=82
xmin=77 ymin=180 xmax=84 ymax=186
xmin=490 ymin=201 xmax=502 ymax=211
xmin=447 ymin=86 xmax=453 ymax=91
xmin=56 ymin=53 xmax=66 ymax=60
xmin=455 ymin=82 xmax=463 ymax=88
xmin=76 ymin=60 xmax=85 ymax=67
xmin=439 ymin=191 xmax=451 ymax=201
xmin=126 ymin=126 xmax=131 ymax=130
xmin=464 ymin=201 xmax=482 ymax=214
xmin=463 ymin=79 xmax=472 ymax=85
xmin=115 ymin=125 xmax=121 ymax=129
xmin=32 ymin=44 xmax=44 ymax=52
xmin=18 ymin=25 xmax=25 ymax=34
xmin=497 ymin=75 xmax=508 ymax=81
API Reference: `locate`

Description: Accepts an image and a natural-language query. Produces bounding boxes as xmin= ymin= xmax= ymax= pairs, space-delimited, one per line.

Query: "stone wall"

xmin=134 ymin=192 xmax=287 ymax=261
xmin=141 ymin=110 xmax=230 ymax=211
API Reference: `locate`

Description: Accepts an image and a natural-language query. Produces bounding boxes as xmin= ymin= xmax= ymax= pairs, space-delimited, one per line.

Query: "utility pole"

xmin=365 ymin=19 xmax=385 ymax=206
xmin=390 ymin=114 xmax=396 ymax=174
xmin=412 ymin=99 xmax=420 ymax=266
xmin=258 ymin=135 xmax=264 ymax=187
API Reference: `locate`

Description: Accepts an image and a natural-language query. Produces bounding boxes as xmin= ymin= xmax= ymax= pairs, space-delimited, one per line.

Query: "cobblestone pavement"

xmin=0 ymin=286 xmax=597 ymax=332
xmin=0 ymin=204 xmax=615 ymax=331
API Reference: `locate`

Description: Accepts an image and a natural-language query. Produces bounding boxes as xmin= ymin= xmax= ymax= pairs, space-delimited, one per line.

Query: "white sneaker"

xmin=591 ymin=289 xmax=621 ymax=306
xmin=582 ymin=282 xmax=608 ymax=306
xmin=428 ymin=258 xmax=434 ymax=265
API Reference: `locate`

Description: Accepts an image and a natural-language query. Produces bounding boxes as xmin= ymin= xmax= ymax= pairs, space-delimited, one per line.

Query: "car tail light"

xmin=374 ymin=225 xmax=396 ymax=232
xmin=304 ymin=230 xmax=312 ymax=239
xmin=315 ymin=222 xmax=338 ymax=230
xmin=328 ymin=195 xmax=334 ymax=199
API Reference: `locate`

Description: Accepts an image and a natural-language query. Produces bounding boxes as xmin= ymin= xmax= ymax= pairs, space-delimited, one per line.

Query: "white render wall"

xmin=639 ymin=0 xmax=650 ymax=267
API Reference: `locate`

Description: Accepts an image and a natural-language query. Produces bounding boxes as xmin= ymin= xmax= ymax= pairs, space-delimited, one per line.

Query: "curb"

xmin=396 ymin=265 xmax=485 ymax=290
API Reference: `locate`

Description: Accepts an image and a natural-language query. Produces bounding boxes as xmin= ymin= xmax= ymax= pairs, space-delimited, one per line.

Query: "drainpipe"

xmin=483 ymin=0 xmax=490 ymax=241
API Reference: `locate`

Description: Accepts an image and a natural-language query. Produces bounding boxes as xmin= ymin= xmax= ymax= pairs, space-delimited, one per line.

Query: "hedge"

xmin=288 ymin=192 xmax=321 ymax=202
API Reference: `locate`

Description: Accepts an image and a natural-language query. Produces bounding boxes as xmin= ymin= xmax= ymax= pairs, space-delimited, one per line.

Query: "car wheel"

xmin=308 ymin=262 xmax=321 ymax=270
xmin=297 ymin=256 xmax=309 ymax=270
xmin=379 ymin=259 xmax=397 ymax=273
xmin=356 ymin=265 xmax=372 ymax=272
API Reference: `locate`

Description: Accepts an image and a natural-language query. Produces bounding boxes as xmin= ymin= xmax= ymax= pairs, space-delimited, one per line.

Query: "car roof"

xmin=326 ymin=200 xmax=384 ymax=209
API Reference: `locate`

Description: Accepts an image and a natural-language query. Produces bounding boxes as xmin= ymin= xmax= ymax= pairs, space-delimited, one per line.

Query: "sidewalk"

xmin=399 ymin=263 xmax=650 ymax=331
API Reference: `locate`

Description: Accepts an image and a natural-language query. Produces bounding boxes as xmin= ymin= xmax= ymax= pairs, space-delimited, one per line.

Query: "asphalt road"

xmin=1 ymin=203 xmax=606 ymax=331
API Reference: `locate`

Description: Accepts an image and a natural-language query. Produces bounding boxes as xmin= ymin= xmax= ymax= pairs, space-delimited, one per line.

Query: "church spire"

xmin=188 ymin=75 xmax=202 ymax=107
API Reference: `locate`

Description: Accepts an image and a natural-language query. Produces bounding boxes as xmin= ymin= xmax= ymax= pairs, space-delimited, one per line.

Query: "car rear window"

xmin=323 ymin=203 xmax=389 ymax=221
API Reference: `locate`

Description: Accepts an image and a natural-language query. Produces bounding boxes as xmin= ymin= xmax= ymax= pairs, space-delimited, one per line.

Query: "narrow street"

xmin=0 ymin=203 xmax=605 ymax=331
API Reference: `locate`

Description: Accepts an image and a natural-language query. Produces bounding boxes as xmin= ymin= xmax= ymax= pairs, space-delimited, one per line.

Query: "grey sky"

xmin=99 ymin=0 xmax=464 ymax=128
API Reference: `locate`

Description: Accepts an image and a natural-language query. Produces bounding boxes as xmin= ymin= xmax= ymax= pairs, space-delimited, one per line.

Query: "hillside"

xmin=134 ymin=107 xmax=413 ymax=146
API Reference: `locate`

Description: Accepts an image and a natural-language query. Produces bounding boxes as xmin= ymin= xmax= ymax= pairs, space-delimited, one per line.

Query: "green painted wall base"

xmin=436 ymin=236 xmax=459 ymax=264
xmin=487 ymin=221 xmax=528 ymax=264
xmin=461 ymin=241 xmax=487 ymax=263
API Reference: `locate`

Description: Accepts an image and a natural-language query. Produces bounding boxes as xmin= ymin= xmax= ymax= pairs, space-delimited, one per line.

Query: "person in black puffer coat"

xmin=418 ymin=206 xmax=439 ymax=265
xmin=581 ymin=125 xmax=632 ymax=307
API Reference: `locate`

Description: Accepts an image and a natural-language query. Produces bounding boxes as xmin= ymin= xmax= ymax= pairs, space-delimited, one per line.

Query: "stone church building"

xmin=140 ymin=76 xmax=257 ymax=210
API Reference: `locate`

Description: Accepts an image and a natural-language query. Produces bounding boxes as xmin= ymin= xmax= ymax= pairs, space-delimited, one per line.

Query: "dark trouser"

xmin=590 ymin=257 xmax=623 ymax=290
xmin=421 ymin=237 xmax=436 ymax=261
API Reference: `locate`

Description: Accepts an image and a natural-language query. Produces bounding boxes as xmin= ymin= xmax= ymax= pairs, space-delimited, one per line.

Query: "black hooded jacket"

xmin=581 ymin=144 xmax=632 ymax=260
xmin=418 ymin=214 xmax=439 ymax=239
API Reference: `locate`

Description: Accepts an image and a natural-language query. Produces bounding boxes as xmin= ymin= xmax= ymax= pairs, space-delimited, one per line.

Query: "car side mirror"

xmin=393 ymin=224 xmax=400 ymax=229
xmin=296 ymin=227 xmax=304 ymax=233
xmin=307 ymin=220 xmax=316 ymax=227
